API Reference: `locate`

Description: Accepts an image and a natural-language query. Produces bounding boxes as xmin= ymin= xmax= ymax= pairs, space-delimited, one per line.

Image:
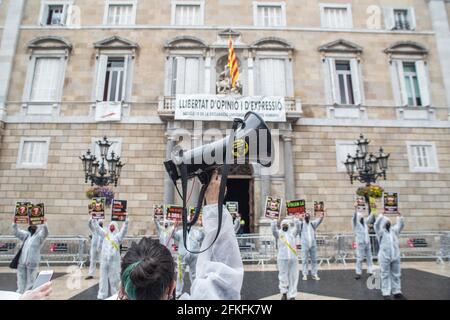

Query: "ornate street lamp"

xmin=344 ymin=134 xmax=390 ymax=187
xmin=80 ymin=136 xmax=124 ymax=187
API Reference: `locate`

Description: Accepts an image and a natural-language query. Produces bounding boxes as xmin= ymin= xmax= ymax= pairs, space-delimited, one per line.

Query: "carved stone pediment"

xmin=94 ymin=36 xmax=139 ymax=50
xmin=318 ymin=39 xmax=363 ymax=54
xmin=250 ymin=37 xmax=294 ymax=51
xmin=28 ymin=36 xmax=72 ymax=51
xmin=384 ymin=41 xmax=428 ymax=55
xmin=165 ymin=36 xmax=208 ymax=50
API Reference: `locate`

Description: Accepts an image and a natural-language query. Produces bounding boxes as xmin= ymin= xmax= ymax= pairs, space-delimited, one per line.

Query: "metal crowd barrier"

xmin=1 ymin=231 xmax=448 ymax=268
xmin=0 ymin=236 xmax=89 ymax=267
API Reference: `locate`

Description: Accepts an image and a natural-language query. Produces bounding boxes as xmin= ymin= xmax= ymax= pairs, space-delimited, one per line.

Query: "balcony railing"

xmin=158 ymin=96 xmax=303 ymax=121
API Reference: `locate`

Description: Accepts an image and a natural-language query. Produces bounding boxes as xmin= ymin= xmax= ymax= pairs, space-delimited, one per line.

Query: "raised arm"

xmin=393 ymin=215 xmax=405 ymax=235
xmin=271 ymin=220 xmax=279 ymax=239
xmin=173 ymin=229 xmax=181 ymax=242
xmin=116 ymin=219 xmax=129 ymax=243
xmin=352 ymin=212 xmax=358 ymax=230
xmin=154 ymin=217 xmax=162 ymax=236
xmin=89 ymin=219 xmax=107 ymax=238
xmin=374 ymin=214 xmax=387 ymax=238
xmin=12 ymin=223 xmax=28 ymax=241
xmin=36 ymin=224 xmax=49 ymax=244
xmin=291 ymin=218 xmax=300 ymax=237
xmin=189 ymin=204 xmax=244 ymax=300
xmin=233 ymin=217 xmax=241 ymax=234
xmin=366 ymin=213 xmax=376 ymax=226
xmin=312 ymin=215 xmax=324 ymax=230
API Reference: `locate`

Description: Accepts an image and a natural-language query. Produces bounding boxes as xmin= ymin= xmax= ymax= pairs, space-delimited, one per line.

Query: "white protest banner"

xmin=95 ymin=102 xmax=122 ymax=122
xmin=175 ymin=94 xmax=286 ymax=122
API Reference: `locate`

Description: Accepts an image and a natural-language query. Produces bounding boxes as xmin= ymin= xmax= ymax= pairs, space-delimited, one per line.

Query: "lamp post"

xmin=343 ymin=134 xmax=390 ymax=213
xmin=344 ymin=134 xmax=390 ymax=187
xmin=80 ymin=136 xmax=124 ymax=187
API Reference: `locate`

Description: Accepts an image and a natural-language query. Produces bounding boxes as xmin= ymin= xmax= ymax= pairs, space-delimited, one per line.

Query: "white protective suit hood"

xmin=281 ymin=219 xmax=290 ymax=231
xmin=108 ymin=222 xmax=119 ymax=235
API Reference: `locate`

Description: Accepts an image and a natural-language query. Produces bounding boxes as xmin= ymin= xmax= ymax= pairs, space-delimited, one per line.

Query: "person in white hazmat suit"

xmin=299 ymin=211 xmax=324 ymax=281
xmin=89 ymin=217 xmax=129 ymax=299
xmin=271 ymin=218 xmax=300 ymax=300
xmin=352 ymin=208 xmax=375 ymax=280
xmin=154 ymin=216 xmax=176 ymax=251
xmin=86 ymin=220 xmax=105 ymax=280
xmin=173 ymin=224 xmax=205 ymax=297
xmin=109 ymin=170 xmax=244 ymax=300
xmin=12 ymin=221 xmax=49 ymax=293
xmin=374 ymin=212 xmax=406 ymax=300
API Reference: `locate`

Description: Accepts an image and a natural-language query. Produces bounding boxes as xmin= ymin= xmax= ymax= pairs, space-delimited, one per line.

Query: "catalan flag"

xmin=228 ymin=37 xmax=239 ymax=89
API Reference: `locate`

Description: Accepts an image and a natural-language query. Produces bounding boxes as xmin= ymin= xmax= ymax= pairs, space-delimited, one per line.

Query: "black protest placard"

xmin=286 ymin=200 xmax=306 ymax=217
xmin=111 ymin=200 xmax=128 ymax=222
xmin=14 ymin=202 xmax=31 ymax=225
xmin=383 ymin=192 xmax=399 ymax=214
xmin=166 ymin=205 xmax=183 ymax=222
xmin=265 ymin=197 xmax=282 ymax=220
xmin=89 ymin=198 xmax=106 ymax=220
xmin=29 ymin=203 xmax=45 ymax=226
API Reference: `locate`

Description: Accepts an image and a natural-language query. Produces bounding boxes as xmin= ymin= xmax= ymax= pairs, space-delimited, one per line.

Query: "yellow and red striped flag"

xmin=228 ymin=37 xmax=239 ymax=89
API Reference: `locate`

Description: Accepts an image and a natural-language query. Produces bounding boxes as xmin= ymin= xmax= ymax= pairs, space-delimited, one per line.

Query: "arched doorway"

xmin=224 ymin=164 xmax=254 ymax=234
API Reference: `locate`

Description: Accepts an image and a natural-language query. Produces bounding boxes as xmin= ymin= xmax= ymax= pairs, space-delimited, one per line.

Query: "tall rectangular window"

xmin=256 ymin=5 xmax=283 ymax=27
xmin=393 ymin=9 xmax=410 ymax=30
xmin=30 ymin=58 xmax=61 ymax=102
xmin=170 ymin=56 xmax=201 ymax=95
xmin=321 ymin=5 xmax=352 ymax=28
xmin=259 ymin=58 xmax=286 ymax=96
xmin=174 ymin=4 xmax=202 ymax=25
xmin=403 ymin=62 xmax=422 ymax=107
xmin=103 ymin=58 xmax=125 ymax=102
xmin=107 ymin=4 xmax=133 ymax=25
xmin=336 ymin=61 xmax=354 ymax=105
xmin=47 ymin=5 xmax=64 ymax=25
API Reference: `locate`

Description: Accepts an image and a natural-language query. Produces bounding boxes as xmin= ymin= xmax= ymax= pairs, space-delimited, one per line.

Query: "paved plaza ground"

xmin=1 ymin=261 xmax=449 ymax=300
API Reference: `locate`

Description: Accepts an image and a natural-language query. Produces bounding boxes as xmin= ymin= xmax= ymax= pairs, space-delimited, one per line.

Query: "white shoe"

xmin=302 ymin=275 xmax=308 ymax=281
xmin=312 ymin=275 xmax=320 ymax=281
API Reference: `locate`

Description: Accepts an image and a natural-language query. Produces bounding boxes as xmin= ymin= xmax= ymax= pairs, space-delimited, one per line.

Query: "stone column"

xmin=163 ymin=134 xmax=176 ymax=204
xmin=0 ymin=0 xmax=26 ymax=120
xmin=283 ymin=133 xmax=295 ymax=201
xmin=428 ymin=0 xmax=450 ymax=120
xmin=247 ymin=55 xmax=255 ymax=96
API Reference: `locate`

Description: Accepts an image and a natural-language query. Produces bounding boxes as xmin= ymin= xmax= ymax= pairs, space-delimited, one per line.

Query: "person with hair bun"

xmin=112 ymin=170 xmax=244 ymax=300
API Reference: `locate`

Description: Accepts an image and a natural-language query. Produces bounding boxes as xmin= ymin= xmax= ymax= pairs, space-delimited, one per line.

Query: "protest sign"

xmin=286 ymin=200 xmax=306 ymax=217
xmin=29 ymin=203 xmax=45 ymax=226
xmin=265 ymin=197 xmax=282 ymax=220
xmin=111 ymin=200 xmax=128 ymax=222
xmin=166 ymin=205 xmax=183 ymax=222
xmin=14 ymin=202 xmax=31 ymax=225
xmin=383 ymin=192 xmax=399 ymax=214
xmin=89 ymin=198 xmax=106 ymax=220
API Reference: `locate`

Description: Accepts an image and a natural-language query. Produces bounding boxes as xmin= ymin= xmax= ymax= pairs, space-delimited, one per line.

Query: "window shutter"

xmin=121 ymin=56 xmax=130 ymax=102
xmin=175 ymin=57 xmax=186 ymax=94
xmin=384 ymin=7 xmax=395 ymax=30
xmin=95 ymin=55 xmax=108 ymax=102
xmin=350 ymin=59 xmax=362 ymax=105
xmin=327 ymin=58 xmax=339 ymax=104
xmin=415 ymin=60 xmax=430 ymax=107
xmin=185 ymin=58 xmax=200 ymax=94
xmin=409 ymin=7 xmax=417 ymax=30
xmin=42 ymin=5 xmax=50 ymax=25
xmin=394 ymin=60 xmax=408 ymax=106
xmin=275 ymin=59 xmax=286 ymax=97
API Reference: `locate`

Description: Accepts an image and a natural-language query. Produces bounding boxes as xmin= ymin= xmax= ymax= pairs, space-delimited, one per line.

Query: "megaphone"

xmin=164 ymin=111 xmax=273 ymax=184
xmin=163 ymin=111 xmax=273 ymax=253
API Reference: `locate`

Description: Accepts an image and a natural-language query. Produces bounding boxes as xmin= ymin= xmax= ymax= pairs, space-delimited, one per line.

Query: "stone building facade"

xmin=0 ymin=0 xmax=449 ymax=236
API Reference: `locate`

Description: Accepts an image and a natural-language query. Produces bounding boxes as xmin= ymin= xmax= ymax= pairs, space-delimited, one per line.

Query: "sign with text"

xmin=89 ymin=198 xmax=106 ymax=220
xmin=175 ymin=95 xmax=286 ymax=122
xmin=314 ymin=201 xmax=325 ymax=216
xmin=29 ymin=203 xmax=45 ymax=226
xmin=226 ymin=202 xmax=239 ymax=215
xmin=111 ymin=200 xmax=128 ymax=222
xmin=189 ymin=207 xmax=203 ymax=226
xmin=166 ymin=205 xmax=183 ymax=222
xmin=153 ymin=205 xmax=164 ymax=219
xmin=383 ymin=192 xmax=399 ymax=214
xmin=286 ymin=200 xmax=306 ymax=217
xmin=14 ymin=202 xmax=31 ymax=225
xmin=265 ymin=196 xmax=283 ymax=220
xmin=356 ymin=196 xmax=366 ymax=213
